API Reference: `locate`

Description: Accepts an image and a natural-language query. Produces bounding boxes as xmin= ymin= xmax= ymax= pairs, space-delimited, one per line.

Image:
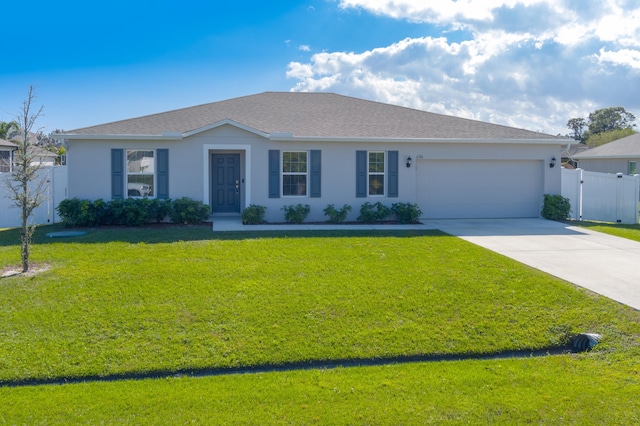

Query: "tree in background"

xmin=585 ymin=127 xmax=636 ymax=148
xmin=566 ymin=117 xmax=586 ymax=141
xmin=4 ymin=86 xmax=48 ymax=272
xmin=587 ymin=107 xmax=636 ymax=136
xmin=566 ymin=106 xmax=636 ymax=145
xmin=0 ymin=120 xmax=19 ymax=140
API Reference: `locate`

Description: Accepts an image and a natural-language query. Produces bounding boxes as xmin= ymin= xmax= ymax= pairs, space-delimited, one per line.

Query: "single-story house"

xmin=573 ymin=132 xmax=640 ymax=175
xmin=1 ymin=136 xmax=61 ymax=172
xmin=55 ymin=92 xmax=568 ymax=222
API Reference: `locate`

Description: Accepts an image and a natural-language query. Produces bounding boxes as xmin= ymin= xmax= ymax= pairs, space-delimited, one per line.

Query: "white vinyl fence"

xmin=562 ymin=168 xmax=640 ymax=224
xmin=0 ymin=166 xmax=68 ymax=229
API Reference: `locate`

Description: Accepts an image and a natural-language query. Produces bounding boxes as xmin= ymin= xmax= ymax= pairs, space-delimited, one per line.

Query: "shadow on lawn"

xmin=0 ymin=224 xmax=445 ymax=246
xmin=1 ymin=346 xmax=573 ymax=388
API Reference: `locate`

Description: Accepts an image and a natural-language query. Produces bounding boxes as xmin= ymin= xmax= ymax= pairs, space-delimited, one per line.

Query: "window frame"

xmin=281 ymin=150 xmax=308 ymax=197
xmin=126 ymin=149 xmax=156 ymax=198
xmin=367 ymin=151 xmax=386 ymax=197
xmin=0 ymin=150 xmax=12 ymax=173
xmin=629 ymin=161 xmax=637 ymax=175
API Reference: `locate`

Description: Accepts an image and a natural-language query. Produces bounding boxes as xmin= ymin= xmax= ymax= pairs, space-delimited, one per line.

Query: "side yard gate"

xmin=0 ymin=166 xmax=68 ymax=229
xmin=562 ymin=168 xmax=640 ymax=225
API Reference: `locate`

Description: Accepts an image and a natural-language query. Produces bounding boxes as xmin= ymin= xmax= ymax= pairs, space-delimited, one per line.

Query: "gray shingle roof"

xmin=573 ymin=132 xmax=640 ymax=158
xmin=62 ymin=92 xmax=561 ymax=140
xmin=0 ymin=138 xmax=18 ymax=148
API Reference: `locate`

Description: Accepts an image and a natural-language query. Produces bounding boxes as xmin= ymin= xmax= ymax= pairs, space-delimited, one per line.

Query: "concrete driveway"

xmin=423 ymin=218 xmax=640 ymax=310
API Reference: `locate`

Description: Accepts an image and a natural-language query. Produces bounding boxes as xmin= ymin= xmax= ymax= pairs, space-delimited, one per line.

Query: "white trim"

xmin=203 ymin=144 xmax=251 ymax=211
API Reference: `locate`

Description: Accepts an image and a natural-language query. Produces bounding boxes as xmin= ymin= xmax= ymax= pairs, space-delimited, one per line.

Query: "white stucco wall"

xmin=66 ymin=124 xmax=563 ymax=222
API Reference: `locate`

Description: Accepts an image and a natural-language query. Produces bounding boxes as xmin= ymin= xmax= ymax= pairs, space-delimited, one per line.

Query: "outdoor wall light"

xmin=549 ymin=157 xmax=556 ymax=168
xmin=406 ymin=156 xmax=412 ymax=168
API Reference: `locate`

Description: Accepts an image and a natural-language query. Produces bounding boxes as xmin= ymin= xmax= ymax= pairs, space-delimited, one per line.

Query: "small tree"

xmin=4 ymin=86 xmax=48 ymax=272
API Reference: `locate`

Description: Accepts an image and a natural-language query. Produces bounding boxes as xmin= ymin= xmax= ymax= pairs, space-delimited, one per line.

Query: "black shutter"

xmin=310 ymin=150 xmax=321 ymax=198
xmin=269 ymin=150 xmax=280 ymax=198
xmin=388 ymin=150 xmax=398 ymax=198
xmin=156 ymin=149 xmax=169 ymax=199
xmin=111 ymin=149 xmax=124 ymax=199
xmin=356 ymin=150 xmax=367 ymax=198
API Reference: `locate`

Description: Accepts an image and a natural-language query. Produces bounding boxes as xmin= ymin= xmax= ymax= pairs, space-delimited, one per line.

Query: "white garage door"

xmin=417 ymin=160 xmax=544 ymax=219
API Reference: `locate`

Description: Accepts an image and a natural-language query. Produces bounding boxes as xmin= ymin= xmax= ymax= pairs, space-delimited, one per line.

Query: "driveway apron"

xmin=423 ymin=218 xmax=640 ymax=311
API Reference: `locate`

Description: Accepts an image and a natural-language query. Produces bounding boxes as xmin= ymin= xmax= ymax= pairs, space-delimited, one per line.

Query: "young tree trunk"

xmin=3 ymin=86 xmax=47 ymax=273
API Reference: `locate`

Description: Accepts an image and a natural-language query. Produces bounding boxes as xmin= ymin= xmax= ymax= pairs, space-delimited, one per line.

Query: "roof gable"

xmin=58 ymin=92 xmax=564 ymax=141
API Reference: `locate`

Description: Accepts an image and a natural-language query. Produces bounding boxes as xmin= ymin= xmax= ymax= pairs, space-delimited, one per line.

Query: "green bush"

xmin=148 ymin=198 xmax=172 ymax=223
xmin=169 ymin=197 xmax=210 ymax=225
xmin=391 ymin=202 xmax=423 ymax=224
xmin=242 ymin=204 xmax=267 ymax=224
xmin=57 ymin=198 xmax=108 ymax=227
xmin=103 ymin=198 xmax=150 ymax=226
xmin=57 ymin=197 xmax=208 ymax=227
xmin=357 ymin=202 xmax=391 ymax=223
xmin=323 ymin=204 xmax=352 ymax=224
xmin=541 ymin=194 xmax=571 ymax=221
xmin=282 ymin=204 xmax=310 ymax=224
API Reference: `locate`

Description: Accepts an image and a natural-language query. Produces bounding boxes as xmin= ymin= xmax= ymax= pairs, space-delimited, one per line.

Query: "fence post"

xmin=616 ymin=173 xmax=623 ymax=223
xmin=577 ymin=168 xmax=584 ymax=221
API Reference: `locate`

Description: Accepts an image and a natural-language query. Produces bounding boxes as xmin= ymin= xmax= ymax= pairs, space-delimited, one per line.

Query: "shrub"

xmin=58 ymin=197 xmax=210 ymax=227
xmin=541 ymin=194 xmax=571 ymax=221
xmin=323 ymin=204 xmax=352 ymax=224
xmin=242 ymin=204 xmax=267 ymax=224
xmin=148 ymin=198 xmax=172 ymax=223
xmin=391 ymin=202 xmax=423 ymax=224
xmin=104 ymin=198 xmax=150 ymax=226
xmin=282 ymin=204 xmax=310 ymax=224
xmin=57 ymin=198 xmax=107 ymax=227
xmin=357 ymin=202 xmax=391 ymax=223
xmin=169 ymin=197 xmax=210 ymax=225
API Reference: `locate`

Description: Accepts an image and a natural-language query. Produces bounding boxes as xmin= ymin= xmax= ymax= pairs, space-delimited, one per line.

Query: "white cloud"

xmin=299 ymin=45 xmax=311 ymax=52
xmin=286 ymin=0 xmax=640 ymax=134
xmin=596 ymin=48 xmax=640 ymax=70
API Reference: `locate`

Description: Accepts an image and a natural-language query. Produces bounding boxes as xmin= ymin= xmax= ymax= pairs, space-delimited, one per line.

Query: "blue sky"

xmin=1 ymin=0 xmax=639 ymax=135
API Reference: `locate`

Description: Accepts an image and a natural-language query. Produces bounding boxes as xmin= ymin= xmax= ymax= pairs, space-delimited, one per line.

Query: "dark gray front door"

xmin=211 ymin=154 xmax=240 ymax=213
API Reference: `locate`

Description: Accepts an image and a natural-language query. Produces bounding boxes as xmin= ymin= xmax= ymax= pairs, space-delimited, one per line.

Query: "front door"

xmin=211 ymin=154 xmax=241 ymax=213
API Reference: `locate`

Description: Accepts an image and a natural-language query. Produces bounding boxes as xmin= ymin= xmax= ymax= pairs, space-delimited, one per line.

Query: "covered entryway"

xmin=211 ymin=153 xmax=241 ymax=213
xmin=417 ymin=160 xmax=544 ymax=219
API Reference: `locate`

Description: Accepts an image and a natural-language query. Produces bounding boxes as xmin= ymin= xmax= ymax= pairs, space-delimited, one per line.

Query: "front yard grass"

xmin=0 ymin=225 xmax=638 ymax=423
xmin=573 ymin=220 xmax=640 ymax=242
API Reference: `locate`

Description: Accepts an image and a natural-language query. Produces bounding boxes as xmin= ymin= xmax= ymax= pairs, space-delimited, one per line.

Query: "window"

xmin=0 ymin=150 xmax=11 ymax=173
xmin=368 ymin=151 xmax=385 ymax=196
xmin=630 ymin=161 xmax=637 ymax=175
xmin=282 ymin=151 xmax=307 ymax=196
xmin=126 ymin=149 xmax=154 ymax=197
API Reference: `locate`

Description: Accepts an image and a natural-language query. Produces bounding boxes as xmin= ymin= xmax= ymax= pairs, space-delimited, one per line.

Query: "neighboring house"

xmin=0 ymin=138 xmax=17 ymax=173
xmin=561 ymin=143 xmax=589 ymax=169
xmin=55 ymin=92 xmax=569 ymax=221
xmin=573 ymin=132 xmax=640 ymax=175
xmin=0 ymin=135 xmax=60 ymax=171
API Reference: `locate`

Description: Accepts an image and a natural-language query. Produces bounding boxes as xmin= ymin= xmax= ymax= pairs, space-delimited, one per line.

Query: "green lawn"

xmin=0 ymin=225 xmax=638 ymax=423
xmin=574 ymin=221 xmax=640 ymax=242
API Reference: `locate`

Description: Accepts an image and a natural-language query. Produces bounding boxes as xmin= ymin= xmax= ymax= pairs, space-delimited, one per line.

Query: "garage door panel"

xmin=417 ymin=160 xmax=543 ymax=219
